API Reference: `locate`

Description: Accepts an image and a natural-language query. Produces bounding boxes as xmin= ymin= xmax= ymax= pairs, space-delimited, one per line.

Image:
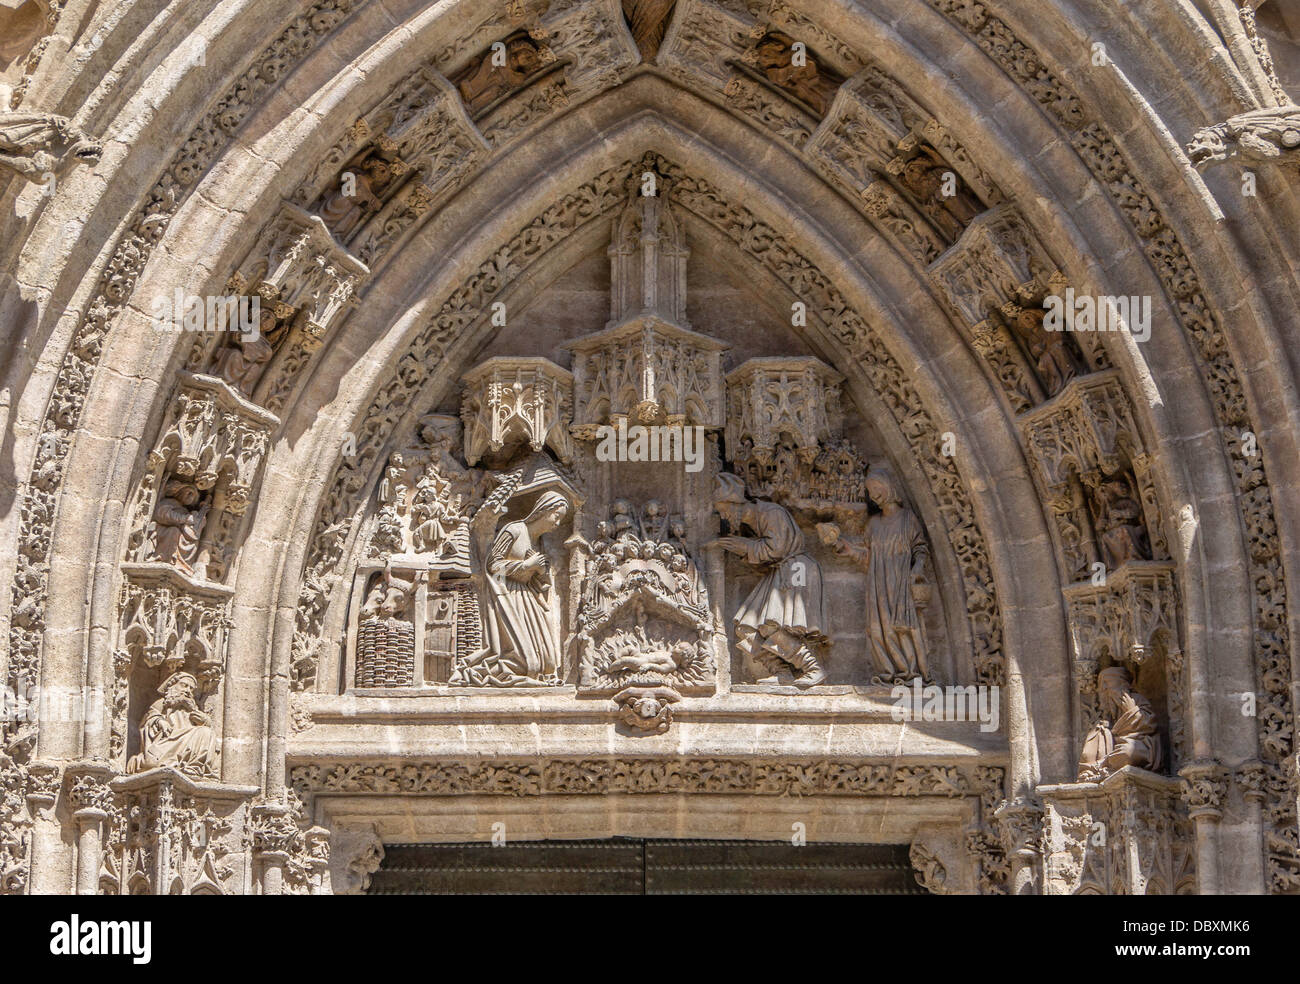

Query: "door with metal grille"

xmin=368 ymin=839 xmax=924 ymax=894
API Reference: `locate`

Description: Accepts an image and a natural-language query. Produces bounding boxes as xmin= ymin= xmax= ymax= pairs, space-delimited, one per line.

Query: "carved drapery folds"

xmin=125 ymin=373 xmax=277 ymax=584
xmin=1039 ymin=769 xmax=1195 ymax=895
xmin=461 ymin=357 xmax=574 ymax=466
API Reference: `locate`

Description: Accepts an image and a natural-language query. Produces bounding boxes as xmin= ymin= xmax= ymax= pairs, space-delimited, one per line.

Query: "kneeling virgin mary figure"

xmin=475 ymin=491 xmax=569 ymax=686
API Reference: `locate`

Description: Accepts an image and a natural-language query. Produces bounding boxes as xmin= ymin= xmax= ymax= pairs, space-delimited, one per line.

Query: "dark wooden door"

xmin=368 ymin=839 xmax=923 ymax=894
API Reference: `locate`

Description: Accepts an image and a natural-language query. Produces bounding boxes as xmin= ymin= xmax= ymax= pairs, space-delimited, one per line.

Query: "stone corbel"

xmin=994 ymin=795 xmax=1044 ymax=894
xmin=909 ymin=823 xmax=977 ymax=894
xmin=326 ymin=822 xmax=384 ymax=895
xmin=1038 ymin=768 xmax=1194 ymax=895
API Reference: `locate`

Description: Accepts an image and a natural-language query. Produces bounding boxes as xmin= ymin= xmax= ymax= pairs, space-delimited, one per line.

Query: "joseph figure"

xmin=711 ymin=474 xmax=828 ymax=687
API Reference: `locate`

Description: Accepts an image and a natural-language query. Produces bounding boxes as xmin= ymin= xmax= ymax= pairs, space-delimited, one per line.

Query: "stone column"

xmin=66 ymin=765 xmax=114 ymax=895
xmin=1179 ymin=760 xmax=1228 ymax=895
xmin=24 ymin=763 xmax=62 ymax=894
xmin=1233 ymin=760 xmax=1269 ymax=894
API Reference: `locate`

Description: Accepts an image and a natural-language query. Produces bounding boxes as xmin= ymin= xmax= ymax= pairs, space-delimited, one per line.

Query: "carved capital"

xmin=1235 ymin=759 xmax=1268 ymax=805
xmin=1179 ymin=761 xmax=1229 ymax=821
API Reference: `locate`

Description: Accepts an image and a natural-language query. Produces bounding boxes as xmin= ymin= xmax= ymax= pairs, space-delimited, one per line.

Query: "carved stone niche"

xmin=725 ymin=357 xmax=865 ymax=515
xmin=575 ymin=499 xmax=719 ymax=720
xmin=608 ymin=181 xmax=690 ymax=325
xmin=115 ymin=566 xmax=231 ymax=779
xmin=211 ymin=203 xmax=369 ymax=415
xmin=461 ymin=356 xmax=574 ymax=466
xmin=1019 ymin=371 xmax=1166 ymax=583
xmin=929 ymin=205 xmax=1081 ymax=410
xmin=102 ymin=768 xmax=257 ymax=895
xmin=567 ymin=315 xmax=728 ymax=436
xmin=1065 ymin=562 xmax=1185 ymax=771
xmin=124 ymin=373 xmax=277 ymax=585
xmin=1038 ymin=768 xmax=1195 ymax=895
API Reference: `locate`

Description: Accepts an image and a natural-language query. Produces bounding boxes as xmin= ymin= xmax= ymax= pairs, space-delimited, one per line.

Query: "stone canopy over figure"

xmin=464 ymin=490 xmax=569 ymax=687
xmin=820 ymin=467 xmax=931 ymax=685
xmin=1077 ymin=665 xmax=1164 ymax=781
xmin=711 ymin=473 xmax=828 ymax=687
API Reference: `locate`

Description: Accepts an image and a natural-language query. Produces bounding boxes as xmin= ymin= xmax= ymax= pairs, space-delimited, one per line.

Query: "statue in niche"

xmin=212 ymin=305 xmax=278 ymax=398
xmin=462 ymin=491 xmax=569 ymax=687
xmin=1090 ymin=473 xmax=1149 ymax=570
xmin=126 ymin=671 xmax=220 ymax=779
xmin=454 ymin=35 xmax=547 ymax=116
xmin=747 ymin=31 xmax=837 ymax=116
xmin=895 ymin=147 xmax=982 ymax=240
xmin=819 ymin=468 xmax=931 ymax=684
xmin=711 ymin=473 xmax=828 ymax=687
xmin=1008 ymin=305 xmax=1076 ymax=398
xmin=1077 ymin=665 xmax=1163 ymax=780
xmin=318 ymin=152 xmax=395 ymax=240
xmin=151 ymin=478 xmax=210 ymax=575
xmin=356 ymin=568 xmax=420 ymax=687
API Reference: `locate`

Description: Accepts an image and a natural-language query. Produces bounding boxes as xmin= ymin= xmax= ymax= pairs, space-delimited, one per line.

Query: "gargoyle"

xmin=0 ymin=112 xmax=102 ymax=184
xmin=1186 ymin=104 xmax=1300 ymax=170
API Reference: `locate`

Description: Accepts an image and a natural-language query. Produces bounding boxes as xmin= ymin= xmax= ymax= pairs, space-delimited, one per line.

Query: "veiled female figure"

xmin=477 ymin=491 xmax=569 ymax=685
xmin=829 ymin=468 xmax=931 ymax=684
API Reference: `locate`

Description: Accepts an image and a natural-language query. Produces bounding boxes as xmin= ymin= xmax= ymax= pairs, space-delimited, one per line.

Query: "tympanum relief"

xmin=336 ymin=180 xmax=956 ymax=729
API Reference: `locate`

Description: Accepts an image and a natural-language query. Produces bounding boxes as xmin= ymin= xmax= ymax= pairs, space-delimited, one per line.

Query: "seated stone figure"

xmin=1077 ymin=665 xmax=1163 ymax=781
xmin=127 ymin=671 xmax=220 ymax=779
